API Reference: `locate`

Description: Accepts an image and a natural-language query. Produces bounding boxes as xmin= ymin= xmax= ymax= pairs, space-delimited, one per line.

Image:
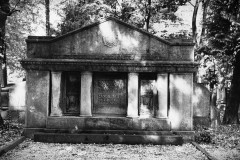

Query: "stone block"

xmin=170 ymin=46 xmax=194 ymax=61
xmin=169 ymin=74 xmax=193 ymax=130
xmin=193 ymin=83 xmax=210 ymax=117
xmin=47 ymin=117 xmax=85 ymax=129
xmin=109 ymin=118 xmax=133 ymax=130
xmin=34 ymin=132 xmax=183 ymax=145
xmin=27 ymin=41 xmax=50 ymax=58
xmin=132 ymin=118 xmax=171 ymax=131
xmin=85 ymin=117 xmax=111 ymax=130
xmin=25 ymin=70 xmax=50 ymax=128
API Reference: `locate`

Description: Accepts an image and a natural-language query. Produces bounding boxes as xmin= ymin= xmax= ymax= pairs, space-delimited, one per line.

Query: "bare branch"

xmin=188 ymin=1 xmax=194 ymax=7
xmin=8 ymin=0 xmax=21 ymax=16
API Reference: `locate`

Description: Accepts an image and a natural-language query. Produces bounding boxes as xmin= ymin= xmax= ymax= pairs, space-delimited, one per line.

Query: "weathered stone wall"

xmin=50 ymin=21 xmax=170 ymax=60
xmin=25 ymin=71 xmax=50 ymax=128
xmin=193 ymin=83 xmax=210 ymax=126
xmin=169 ymin=74 xmax=193 ymax=131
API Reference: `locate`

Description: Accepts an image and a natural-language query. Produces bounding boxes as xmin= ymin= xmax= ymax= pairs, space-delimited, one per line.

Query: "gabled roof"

xmin=27 ymin=17 xmax=194 ymax=46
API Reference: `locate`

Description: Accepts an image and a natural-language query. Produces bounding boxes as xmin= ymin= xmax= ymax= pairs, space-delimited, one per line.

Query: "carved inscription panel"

xmin=93 ymin=74 xmax=127 ymax=116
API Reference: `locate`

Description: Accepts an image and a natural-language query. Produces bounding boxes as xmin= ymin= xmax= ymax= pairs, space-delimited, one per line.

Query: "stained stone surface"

xmin=127 ymin=73 xmax=139 ymax=117
xmin=80 ymin=72 xmax=92 ymax=116
xmin=156 ymin=74 xmax=168 ymax=118
xmin=25 ymin=18 xmax=194 ymax=62
xmin=50 ymin=72 xmax=63 ymax=117
xmin=93 ymin=73 xmax=127 ymax=116
xmin=25 ymin=71 xmax=50 ymax=128
xmin=193 ymin=83 xmax=210 ymax=126
xmin=193 ymin=83 xmax=210 ymax=117
xmin=169 ymin=73 xmax=193 ymax=131
xmin=46 ymin=117 xmax=171 ymax=131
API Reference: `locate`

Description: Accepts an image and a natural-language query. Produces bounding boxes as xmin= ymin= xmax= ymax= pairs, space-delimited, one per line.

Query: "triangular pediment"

xmin=26 ymin=17 xmax=194 ymax=61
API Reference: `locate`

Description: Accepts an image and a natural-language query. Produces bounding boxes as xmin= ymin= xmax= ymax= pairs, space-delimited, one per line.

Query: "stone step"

xmin=43 ymin=129 xmax=173 ymax=135
xmin=34 ymin=132 xmax=183 ymax=145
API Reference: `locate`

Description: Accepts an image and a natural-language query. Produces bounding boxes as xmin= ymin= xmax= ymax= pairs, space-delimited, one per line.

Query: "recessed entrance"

xmin=62 ymin=72 xmax=80 ymax=116
xmin=93 ymin=73 xmax=127 ymax=116
xmin=139 ymin=74 xmax=158 ymax=118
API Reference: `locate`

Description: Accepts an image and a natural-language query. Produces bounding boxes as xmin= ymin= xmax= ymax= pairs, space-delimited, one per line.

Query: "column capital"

xmin=128 ymin=72 xmax=138 ymax=76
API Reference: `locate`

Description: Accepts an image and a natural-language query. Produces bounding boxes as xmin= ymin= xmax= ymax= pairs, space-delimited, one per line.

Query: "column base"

xmin=79 ymin=115 xmax=92 ymax=117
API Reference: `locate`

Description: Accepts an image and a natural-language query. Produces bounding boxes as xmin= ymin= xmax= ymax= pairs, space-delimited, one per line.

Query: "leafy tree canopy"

xmin=59 ymin=0 xmax=190 ymax=35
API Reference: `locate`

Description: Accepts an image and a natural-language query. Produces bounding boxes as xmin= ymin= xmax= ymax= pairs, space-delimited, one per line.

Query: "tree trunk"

xmin=0 ymin=0 xmax=11 ymax=126
xmin=192 ymin=0 xmax=200 ymax=45
xmin=45 ymin=0 xmax=50 ymax=36
xmin=0 ymin=62 xmax=3 ymax=127
xmin=2 ymin=24 xmax=7 ymax=87
xmin=144 ymin=0 xmax=151 ymax=32
xmin=199 ymin=0 xmax=210 ymax=45
xmin=223 ymin=49 xmax=240 ymax=124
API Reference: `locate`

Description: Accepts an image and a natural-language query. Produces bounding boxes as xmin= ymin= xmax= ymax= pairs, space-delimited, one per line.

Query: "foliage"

xmin=58 ymin=0 xmax=190 ymax=35
xmin=194 ymin=125 xmax=212 ymax=144
xmin=0 ymin=120 xmax=24 ymax=147
xmin=5 ymin=0 xmax=44 ymax=82
xmin=194 ymin=124 xmax=240 ymax=149
xmin=210 ymin=125 xmax=240 ymax=149
xmin=196 ymin=0 xmax=240 ymax=87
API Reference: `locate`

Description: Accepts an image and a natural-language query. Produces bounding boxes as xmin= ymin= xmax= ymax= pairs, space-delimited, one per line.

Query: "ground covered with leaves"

xmin=0 ymin=120 xmax=24 ymax=148
xmin=1 ymin=141 xmax=208 ymax=160
xmin=195 ymin=124 xmax=240 ymax=160
xmin=0 ymin=121 xmax=240 ymax=160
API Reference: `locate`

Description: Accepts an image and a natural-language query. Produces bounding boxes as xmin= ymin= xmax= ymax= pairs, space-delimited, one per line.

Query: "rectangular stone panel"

xmin=25 ymin=70 xmax=50 ymax=128
xmin=93 ymin=73 xmax=127 ymax=116
xmin=169 ymin=73 xmax=193 ymax=131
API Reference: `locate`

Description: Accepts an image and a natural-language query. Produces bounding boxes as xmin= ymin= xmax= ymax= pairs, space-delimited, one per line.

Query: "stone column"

xmin=80 ymin=71 xmax=92 ymax=116
xmin=156 ymin=73 xmax=168 ymax=118
xmin=127 ymin=73 xmax=139 ymax=117
xmin=50 ymin=71 xmax=62 ymax=117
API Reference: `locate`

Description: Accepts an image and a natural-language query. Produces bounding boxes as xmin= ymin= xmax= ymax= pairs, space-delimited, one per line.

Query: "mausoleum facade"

xmin=21 ymin=17 xmax=197 ymax=138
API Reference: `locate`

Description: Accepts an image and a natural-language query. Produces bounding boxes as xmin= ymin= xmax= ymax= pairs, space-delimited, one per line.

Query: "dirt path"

xmin=0 ymin=139 xmax=208 ymax=160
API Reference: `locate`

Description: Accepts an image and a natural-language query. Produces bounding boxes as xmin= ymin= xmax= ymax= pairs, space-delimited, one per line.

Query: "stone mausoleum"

xmin=21 ymin=17 xmax=197 ymax=144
